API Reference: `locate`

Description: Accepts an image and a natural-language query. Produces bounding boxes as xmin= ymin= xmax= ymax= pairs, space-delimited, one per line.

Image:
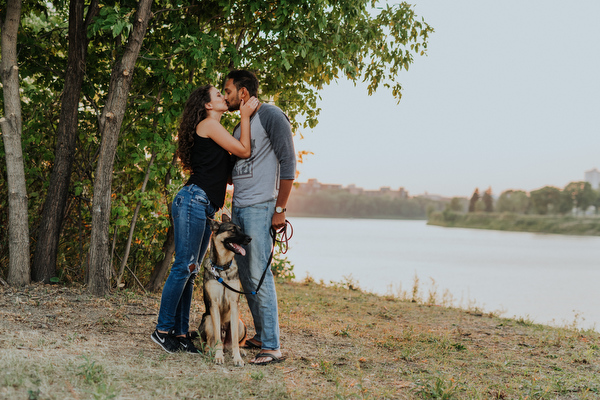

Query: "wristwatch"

xmin=275 ymin=206 xmax=286 ymax=213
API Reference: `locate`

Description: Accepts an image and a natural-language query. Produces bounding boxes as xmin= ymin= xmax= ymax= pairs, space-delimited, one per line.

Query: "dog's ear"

xmin=221 ymin=214 xmax=231 ymax=223
xmin=209 ymin=218 xmax=220 ymax=232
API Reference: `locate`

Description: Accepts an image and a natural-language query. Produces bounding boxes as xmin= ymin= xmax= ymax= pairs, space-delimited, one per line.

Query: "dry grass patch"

xmin=1 ymin=280 xmax=599 ymax=399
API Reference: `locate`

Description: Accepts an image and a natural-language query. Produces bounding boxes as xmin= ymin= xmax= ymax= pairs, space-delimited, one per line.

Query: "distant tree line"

xmin=429 ymin=181 xmax=600 ymax=236
xmin=452 ymin=181 xmax=600 ymax=216
xmin=287 ymin=189 xmax=447 ymax=219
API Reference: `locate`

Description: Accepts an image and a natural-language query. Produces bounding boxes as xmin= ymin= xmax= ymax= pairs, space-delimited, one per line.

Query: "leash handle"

xmin=270 ymin=219 xmax=293 ymax=255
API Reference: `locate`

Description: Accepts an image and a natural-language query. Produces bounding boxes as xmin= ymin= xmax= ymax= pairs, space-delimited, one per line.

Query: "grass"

xmin=428 ymin=211 xmax=600 ymax=236
xmin=1 ymin=278 xmax=599 ymax=399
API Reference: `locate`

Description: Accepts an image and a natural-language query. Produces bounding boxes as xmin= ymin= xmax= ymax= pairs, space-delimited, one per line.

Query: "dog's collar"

xmin=209 ymin=258 xmax=232 ymax=272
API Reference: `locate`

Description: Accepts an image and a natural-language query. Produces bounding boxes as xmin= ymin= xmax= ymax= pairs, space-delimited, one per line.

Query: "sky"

xmin=293 ymin=1 xmax=600 ymax=198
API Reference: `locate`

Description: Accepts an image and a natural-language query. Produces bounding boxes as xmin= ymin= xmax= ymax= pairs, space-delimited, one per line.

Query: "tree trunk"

xmin=32 ymin=0 xmax=99 ymax=283
xmin=1 ymin=0 xmax=30 ymax=286
xmin=87 ymin=0 xmax=153 ymax=296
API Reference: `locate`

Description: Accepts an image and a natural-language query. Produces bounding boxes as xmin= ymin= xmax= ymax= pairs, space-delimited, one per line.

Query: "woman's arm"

xmin=198 ymin=97 xmax=258 ymax=158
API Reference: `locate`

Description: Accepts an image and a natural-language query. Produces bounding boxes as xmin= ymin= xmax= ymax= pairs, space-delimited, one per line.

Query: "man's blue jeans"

xmin=156 ymin=184 xmax=215 ymax=336
xmin=233 ymin=200 xmax=280 ymax=350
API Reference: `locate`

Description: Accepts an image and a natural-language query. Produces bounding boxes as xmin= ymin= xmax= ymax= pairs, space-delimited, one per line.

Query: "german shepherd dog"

xmin=198 ymin=215 xmax=251 ymax=366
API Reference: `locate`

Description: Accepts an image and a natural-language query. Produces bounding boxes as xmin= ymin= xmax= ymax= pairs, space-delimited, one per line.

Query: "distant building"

xmin=296 ymin=179 xmax=341 ymax=194
xmin=584 ymin=168 xmax=600 ymax=189
xmin=346 ymin=184 xmax=363 ymax=195
xmin=293 ymin=179 xmax=407 ymax=197
xmin=376 ymin=186 xmax=408 ymax=198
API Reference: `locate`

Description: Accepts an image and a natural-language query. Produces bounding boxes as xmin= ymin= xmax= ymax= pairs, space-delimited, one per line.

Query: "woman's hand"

xmin=240 ymin=96 xmax=259 ymax=119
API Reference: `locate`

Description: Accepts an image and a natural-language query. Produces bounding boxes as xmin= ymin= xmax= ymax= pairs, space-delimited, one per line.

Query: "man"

xmin=223 ymin=70 xmax=295 ymax=365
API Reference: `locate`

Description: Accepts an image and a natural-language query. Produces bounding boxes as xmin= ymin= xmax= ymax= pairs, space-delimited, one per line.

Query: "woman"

xmin=151 ymin=85 xmax=258 ymax=353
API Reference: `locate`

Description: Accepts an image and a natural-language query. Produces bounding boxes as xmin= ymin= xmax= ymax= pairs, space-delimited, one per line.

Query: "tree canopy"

xmin=0 ymin=0 xmax=433 ymax=292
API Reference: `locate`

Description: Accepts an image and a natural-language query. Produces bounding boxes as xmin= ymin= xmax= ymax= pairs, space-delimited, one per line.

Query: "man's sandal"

xmin=251 ymin=352 xmax=286 ymax=365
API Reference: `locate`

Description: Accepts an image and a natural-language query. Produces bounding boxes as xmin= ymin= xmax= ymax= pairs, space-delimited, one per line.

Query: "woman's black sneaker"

xmin=177 ymin=336 xmax=200 ymax=354
xmin=151 ymin=330 xmax=181 ymax=354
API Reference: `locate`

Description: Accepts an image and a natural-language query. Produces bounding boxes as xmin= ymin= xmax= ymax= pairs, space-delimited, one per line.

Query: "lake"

xmin=283 ymin=217 xmax=600 ymax=331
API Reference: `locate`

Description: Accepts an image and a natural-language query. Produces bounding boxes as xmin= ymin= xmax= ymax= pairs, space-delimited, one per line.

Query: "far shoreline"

xmin=427 ymin=211 xmax=600 ymax=237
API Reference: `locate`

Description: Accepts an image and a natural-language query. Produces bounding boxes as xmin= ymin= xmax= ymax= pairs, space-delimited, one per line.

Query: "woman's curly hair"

xmin=177 ymin=85 xmax=213 ymax=172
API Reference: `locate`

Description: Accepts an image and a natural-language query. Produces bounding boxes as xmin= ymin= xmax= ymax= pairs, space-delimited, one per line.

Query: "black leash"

xmin=213 ymin=220 xmax=293 ymax=295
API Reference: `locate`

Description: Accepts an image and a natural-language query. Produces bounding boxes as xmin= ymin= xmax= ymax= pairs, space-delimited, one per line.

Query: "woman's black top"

xmin=185 ymin=135 xmax=232 ymax=209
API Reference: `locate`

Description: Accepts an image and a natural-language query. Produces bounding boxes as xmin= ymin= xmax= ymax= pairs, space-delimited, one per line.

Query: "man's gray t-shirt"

xmin=231 ymin=104 xmax=296 ymax=208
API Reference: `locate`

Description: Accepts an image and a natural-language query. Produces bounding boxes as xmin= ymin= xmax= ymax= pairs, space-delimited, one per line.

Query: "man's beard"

xmin=227 ymin=97 xmax=241 ymax=111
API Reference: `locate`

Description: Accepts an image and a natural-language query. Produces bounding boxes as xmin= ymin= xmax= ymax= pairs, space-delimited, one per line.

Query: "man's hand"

xmin=272 ymin=211 xmax=286 ymax=231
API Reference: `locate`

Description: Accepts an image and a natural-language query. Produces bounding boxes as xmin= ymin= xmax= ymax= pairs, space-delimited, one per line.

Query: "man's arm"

xmin=272 ymin=179 xmax=293 ymax=230
xmin=262 ymin=105 xmax=296 ymax=230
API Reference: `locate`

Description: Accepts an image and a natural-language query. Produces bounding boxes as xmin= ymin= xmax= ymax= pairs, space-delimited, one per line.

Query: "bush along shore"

xmin=1 ymin=278 xmax=599 ymax=399
xmin=428 ymin=210 xmax=600 ymax=236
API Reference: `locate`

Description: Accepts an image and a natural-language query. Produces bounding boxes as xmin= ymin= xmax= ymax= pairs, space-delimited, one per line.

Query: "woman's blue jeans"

xmin=156 ymin=184 xmax=215 ymax=336
xmin=232 ymin=200 xmax=280 ymax=350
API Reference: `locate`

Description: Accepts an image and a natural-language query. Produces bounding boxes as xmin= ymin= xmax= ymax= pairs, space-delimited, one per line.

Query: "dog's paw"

xmin=233 ymin=357 xmax=245 ymax=367
xmin=214 ymin=350 xmax=225 ymax=365
xmin=240 ymin=348 xmax=247 ymax=357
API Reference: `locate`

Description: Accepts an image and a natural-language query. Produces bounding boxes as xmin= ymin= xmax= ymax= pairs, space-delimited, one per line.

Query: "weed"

xmin=440 ymin=289 xmax=455 ymax=307
xmin=377 ymin=337 xmax=400 ymax=351
xmin=553 ymin=378 xmax=569 ymax=395
xmin=76 ymin=357 xmax=119 ymax=399
xmin=487 ymin=308 xmax=505 ymax=318
xmin=385 ymin=282 xmax=408 ymax=300
xmin=332 ymin=275 xmax=361 ymax=291
xmin=27 ymin=388 xmax=41 ymax=400
xmin=197 ymin=340 xmax=216 ymax=362
xmin=425 ymin=335 xmax=451 ymax=350
xmin=414 ymin=376 xmax=458 ymax=399
xmin=516 ymin=315 xmax=535 ymax=326
xmin=400 ymin=347 xmax=418 ymax=362
xmin=77 ymin=356 xmax=105 ymax=384
xmin=301 ymin=272 xmax=315 ymax=284
xmin=250 ymin=371 xmax=264 ymax=380
xmin=334 ymin=325 xmax=352 ymax=337
xmin=402 ymin=326 xmax=415 ymax=341
xmin=87 ymin=381 xmax=118 ymax=400
xmin=426 ymin=277 xmax=439 ymax=305
xmin=411 ymin=273 xmax=421 ymax=303
xmin=452 ymin=343 xmax=466 ymax=351
xmin=67 ymin=332 xmax=81 ymax=342
xmin=318 ymin=360 xmax=339 ymax=384
xmin=567 ymin=311 xmax=585 ymax=331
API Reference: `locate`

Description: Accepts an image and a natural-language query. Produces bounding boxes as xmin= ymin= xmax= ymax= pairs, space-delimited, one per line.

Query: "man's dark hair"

xmin=225 ymin=70 xmax=259 ymax=98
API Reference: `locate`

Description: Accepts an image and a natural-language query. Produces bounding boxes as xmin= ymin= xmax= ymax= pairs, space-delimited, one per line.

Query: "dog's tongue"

xmin=231 ymin=243 xmax=246 ymax=256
